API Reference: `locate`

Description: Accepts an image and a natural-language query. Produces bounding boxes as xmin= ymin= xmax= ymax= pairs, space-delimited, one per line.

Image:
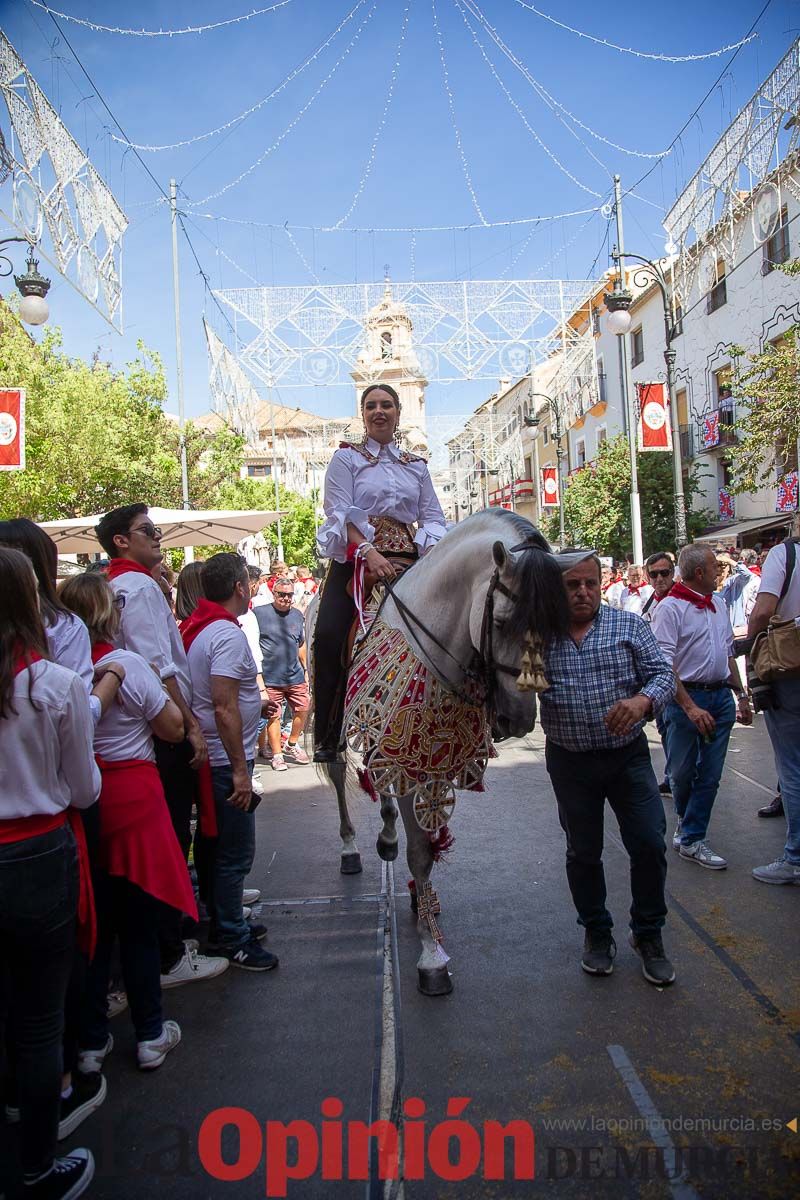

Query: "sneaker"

xmin=76 ymin=1034 xmax=113 ymax=1075
xmin=106 ymin=990 xmax=127 ymax=1019
xmin=246 ymin=922 xmax=268 ymax=942
xmin=679 ymin=840 xmax=727 ymax=870
xmin=284 ymin=743 xmax=310 ymax=765
xmin=271 ymin=754 xmax=288 ymax=772
xmin=581 ymin=929 xmax=616 ymax=976
xmin=672 ymin=819 xmax=682 ymax=850
xmin=629 ymin=932 xmax=676 ymax=986
xmin=242 ymin=906 xmax=252 ymax=920
xmin=160 ymin=945 xmax=229 ymax=989
xmin=224 ymin=940 xmax=280 ymax=972
xmin=137 ymin=1020 xmax=181 ymax=1071
xmin=23 ymin=1148 xmax=94 ymax=1199
xmin=751 ymin=857 xmax=800 ymax=885
xmin=58 ymin=1072 xmax=107 ymax=1141
xmin=243 ymin=888 xmax=261 ymax=906
xmin=183 ymin=938 xmax=199 ymax=953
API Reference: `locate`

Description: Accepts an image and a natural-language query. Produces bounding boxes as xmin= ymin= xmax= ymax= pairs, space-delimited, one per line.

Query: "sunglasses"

xmin=648 ymin=568 xmax=672 ymax=579
xmin=129 ymin=523 xmax=162 ymax=539
xmin=274 ymin=592 xmax=294 ymax=599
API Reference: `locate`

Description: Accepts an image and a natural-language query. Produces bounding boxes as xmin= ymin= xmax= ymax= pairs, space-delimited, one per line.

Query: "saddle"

xmin=345 ymin=516 xmax=418 ymax=661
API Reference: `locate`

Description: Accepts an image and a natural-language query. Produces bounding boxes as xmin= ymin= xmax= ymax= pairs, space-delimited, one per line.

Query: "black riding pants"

xmin=312 ymin=560 xmax=355 ymax=751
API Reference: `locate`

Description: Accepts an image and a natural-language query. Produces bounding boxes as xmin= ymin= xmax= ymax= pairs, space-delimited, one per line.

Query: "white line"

xmin=728 ymin=767 xmax=776 ymax=797
xmin=607 ymin=1045 xmax=701 ymax=1200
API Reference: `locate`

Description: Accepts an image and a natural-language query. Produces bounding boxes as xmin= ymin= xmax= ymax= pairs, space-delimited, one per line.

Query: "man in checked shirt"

xmin=541 ymin=551 xmax=677 ymax=986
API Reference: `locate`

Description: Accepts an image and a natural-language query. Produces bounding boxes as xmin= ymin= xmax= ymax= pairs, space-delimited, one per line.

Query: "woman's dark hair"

xmin=0 ymin=518 xmax=71 ymax=628
xmin=175 ymin=561 xmax=206 ymax=621
xmin=0 ymin=546 xmax=50 ymax=719
xmin=360 ymin=383 xmax=401 ymax=410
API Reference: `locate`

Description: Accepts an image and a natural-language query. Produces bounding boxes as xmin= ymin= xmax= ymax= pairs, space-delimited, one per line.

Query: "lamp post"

xmin=524 ymin=391 xmax=566 ymax=548
xmin=604 ymin=247 xmax=688 ymax=548
xmin=1 ymin=237 xmax=51 ymax=325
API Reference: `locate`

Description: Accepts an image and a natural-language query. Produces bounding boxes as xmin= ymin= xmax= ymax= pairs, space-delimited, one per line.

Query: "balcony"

xmin=679 ymin=424 xmax=695 ymax=460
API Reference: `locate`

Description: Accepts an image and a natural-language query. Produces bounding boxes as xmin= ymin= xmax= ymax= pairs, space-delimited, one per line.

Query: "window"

xmin=596 ymin=426 xmax=607 ymax=448
xmin=596 ymin=355 xmax=607 ymax=404
xmin=381 ymin=330 xmax=392 ymax=360
xmin=721 ymin=459 xmax=734 ymax=489
xmin=575 ymin=438 xmax=586 ymax=468
xmin=706 ymin=260 xmax=727 ymax=313
xmin=631 ymin=327 xmax=644 ymax=367
xmin=715 ymin=368 xmax=734 ymax=422
xmin=247 ymin=464 xmax=271 ymax=478
xmin=762 ymin=206 xmax=790 ymax=274
xmin=542 ymin=425 xmax=550 ymax=446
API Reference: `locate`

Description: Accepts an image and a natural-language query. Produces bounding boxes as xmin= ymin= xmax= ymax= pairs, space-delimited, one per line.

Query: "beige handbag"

xmin=751 ymin=616 xmax=800 ymax=681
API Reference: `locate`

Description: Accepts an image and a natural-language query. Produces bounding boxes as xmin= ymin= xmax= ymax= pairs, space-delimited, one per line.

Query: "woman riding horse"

xmin=313 ymin=384 xmax=447 ymax=762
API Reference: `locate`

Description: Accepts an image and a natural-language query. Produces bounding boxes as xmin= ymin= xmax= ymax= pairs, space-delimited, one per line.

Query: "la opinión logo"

xmin=198 ymin=1097 xmax=535 ymax=1196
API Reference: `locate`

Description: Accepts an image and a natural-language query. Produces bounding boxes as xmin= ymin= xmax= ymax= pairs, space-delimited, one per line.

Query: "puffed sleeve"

xmin=316 ymin=450 xmax=374 ymax=560
xmin=413 ymin=467 xmax=448 ymax=555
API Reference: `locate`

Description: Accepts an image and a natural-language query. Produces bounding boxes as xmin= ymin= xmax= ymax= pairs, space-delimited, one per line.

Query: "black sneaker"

xmin=58 ymin=1072 xmax=107 ymax=1141
xmin=629 ymin=932 xmax=676 ymax=986
xmin=23 ymin=1148 xmax=94 ymax=1199
xmin=224 ymin=940 xmax=279 ymax=972
xmin=246 ymin=923 xmax=268 ymax=942
xmin=581 ymin=929 xmax=616 ymax=975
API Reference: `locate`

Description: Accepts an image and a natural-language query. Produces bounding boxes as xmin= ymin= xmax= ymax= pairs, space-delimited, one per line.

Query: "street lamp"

xmin=605 ymin=246 xmax=688 ymax=548
xmin=525 ymin=391 xmax=566 ymax=548
xmin=1 ymin=237 xmax=51 ymax=326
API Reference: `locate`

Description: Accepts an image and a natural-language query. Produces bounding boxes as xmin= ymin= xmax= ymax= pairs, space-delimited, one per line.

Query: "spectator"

xmin=182 ymin=553 xmax=278 ymax=971
xmin=0 ymin=546 xmax=100 ymax=1200
xmin=615 ymin=564 xmax=654 ymax=616
xmin=747 ymin=536 xmax=800 ymax=883
xmin=95 ymin=504 xmax=224 ymax=988
xmin=541 ymin=551 xmax=676 ymax=985
xmin=175 ymin=561 xmax=205 ymax=622
xmin=254 ymin=576 xmax=310 ymax=770
xmin=651 ymin=544 xmax=752 ymax=871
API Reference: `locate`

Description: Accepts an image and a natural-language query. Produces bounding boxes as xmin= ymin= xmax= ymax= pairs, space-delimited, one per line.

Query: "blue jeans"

xmin=664 ymin=687 xmax=735 ymax=844
xmin=764 ymin=678 xmax=800 ymax=864
xmin=209 ymin=761 xmax=255 ymax=950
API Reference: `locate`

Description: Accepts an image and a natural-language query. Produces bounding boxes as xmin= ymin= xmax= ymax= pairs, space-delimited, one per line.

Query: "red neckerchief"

xmin=626 ymin=583 xmax=643 ymax=596
xmin=13 ymin=646 xmax=43 ymax=676
xmin=669 ymin=581 xmax=715 ymax=612
xmin=106 ymin=558 xmax=155 ymax=581
xmin=90 ymin=640 xmax=115 ymax=665
xmin=179 ymin=597 xmax=240 ymax=653
xmin=750 ymin=565 xmax=761 ymax=576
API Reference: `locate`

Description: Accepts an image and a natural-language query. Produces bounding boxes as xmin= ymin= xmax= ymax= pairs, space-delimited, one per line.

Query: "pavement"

xmin=2 ymin=716 xmax=800 ymax=1199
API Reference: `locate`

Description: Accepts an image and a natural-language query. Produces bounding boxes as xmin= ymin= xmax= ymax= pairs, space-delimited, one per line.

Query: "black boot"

xmin=758 ymin=794 xmax=784 ymax=818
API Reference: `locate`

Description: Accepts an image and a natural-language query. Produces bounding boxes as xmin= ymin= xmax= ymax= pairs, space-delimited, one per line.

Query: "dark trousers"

xmin=0 ymin=826 xmax=77 ymax=1178
xmin=81 ymin=870 xmax=163 ymax=1049
xmin=154 ymin=736 xmax=195 ymax=971
xmin=545 ymin=733 xmax=668 ymax=937
xmin=312 ymin=560 xmax=355 ymax=751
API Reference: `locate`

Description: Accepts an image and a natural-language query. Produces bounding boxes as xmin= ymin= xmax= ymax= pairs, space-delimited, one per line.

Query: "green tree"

xmin=215 ymin=477 xmax=318 ymax=567
xmin=542 ymin=434 xmax=710 ymax=558
xmin=727 ymin=325 xmax=800 ymax=494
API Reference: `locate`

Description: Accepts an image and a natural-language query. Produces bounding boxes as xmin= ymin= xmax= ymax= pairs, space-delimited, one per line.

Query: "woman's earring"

xmin=394 ymin=426 xmax=403 ymax=447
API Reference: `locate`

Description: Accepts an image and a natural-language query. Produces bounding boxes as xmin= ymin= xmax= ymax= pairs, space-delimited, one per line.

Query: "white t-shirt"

xmin=759 ymin=542 xmax=800 ymax=620
xmin=110 ymin=568 xmax=193 ymax=707
xmin=187 ymin=621 xmax=261 ymax=766
xmin=238 ymin=608 xmax=263 ymax=674
xmin=46 ymin=610 xmax=101 ymax=724
xmin=93 ymin=649 xmax=169 ymax=763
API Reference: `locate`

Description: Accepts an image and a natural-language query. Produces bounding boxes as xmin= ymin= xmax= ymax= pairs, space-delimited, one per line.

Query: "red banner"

xmin=637 ymin=382 xmax=672 ymax=452
xmin=0 ymin=389 xmax=25 ymax=471
xmin=540 ymin=466 xmax=559 ymax=508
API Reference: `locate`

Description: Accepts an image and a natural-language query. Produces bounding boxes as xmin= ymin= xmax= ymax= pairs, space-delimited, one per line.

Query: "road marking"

xmin=728 ymin=767 xmax=775 ymax=796
xmin=607 ymin=1045 xmax=700 ymax=1200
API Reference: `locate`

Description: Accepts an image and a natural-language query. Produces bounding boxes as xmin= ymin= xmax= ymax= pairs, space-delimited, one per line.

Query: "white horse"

xmin=307 ymin=509 xmax=568 ymax=995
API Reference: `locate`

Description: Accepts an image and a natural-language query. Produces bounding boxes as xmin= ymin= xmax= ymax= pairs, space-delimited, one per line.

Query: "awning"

xmin=40 ymin=507 xmax=286 ymax=553
xmin=694 ymin=514 xmax=792 ymax=544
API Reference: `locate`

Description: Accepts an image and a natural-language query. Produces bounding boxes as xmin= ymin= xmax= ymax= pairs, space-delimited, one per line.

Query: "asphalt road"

xmin=2 ymin=714 xmax=799 ymax=1199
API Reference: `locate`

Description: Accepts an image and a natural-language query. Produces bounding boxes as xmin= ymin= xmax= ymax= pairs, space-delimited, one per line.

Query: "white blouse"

xmin=46 ymin=610 xmax=101 ymax=725
xmin=317 ymin=438 xmax=447 ymax=563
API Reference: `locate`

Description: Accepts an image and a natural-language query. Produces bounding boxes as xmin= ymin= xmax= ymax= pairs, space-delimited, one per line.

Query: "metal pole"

xmin=664 ymin=340 xmax=688 ymax=546
xmin=267 ymin=382 xmax=285 ymax=561
xmin=555 ymin=425 xmax=566 ymax=549
xmin=170 ymin=179 xmax=193 ymax=563
xmin=614 ymin=174 xmax=644 ymax=564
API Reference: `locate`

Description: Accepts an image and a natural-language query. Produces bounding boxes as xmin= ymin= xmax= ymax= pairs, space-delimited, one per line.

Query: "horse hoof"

xmin=417 ymin=966 xmax=453 ymax=996
xmin=340 ymin=853 xmax=363 ymax=875
xmin=376 ymin=836 xmax=399 ymax=862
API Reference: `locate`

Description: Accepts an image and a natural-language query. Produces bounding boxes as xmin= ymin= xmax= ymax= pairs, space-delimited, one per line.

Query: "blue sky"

xmin=0 ymin=0 xmax=797 ymax=424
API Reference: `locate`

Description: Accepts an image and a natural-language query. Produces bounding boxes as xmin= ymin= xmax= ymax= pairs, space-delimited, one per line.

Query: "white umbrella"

xmin=39 ymin=507 xmax=286 ymax=553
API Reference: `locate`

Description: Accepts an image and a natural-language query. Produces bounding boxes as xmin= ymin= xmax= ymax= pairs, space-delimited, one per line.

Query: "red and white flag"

xmin=540 ymin=465 xmax=559 ymax=508
xmin=0 ymin=389 xmax=25 ymax=472
xmin=637 ymin=382 xmax=672 ymax=452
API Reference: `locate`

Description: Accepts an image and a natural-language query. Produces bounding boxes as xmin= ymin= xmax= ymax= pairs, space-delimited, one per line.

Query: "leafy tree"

xmin=215 ymin=477 xmax=318 ymax=566
xmin=727 ymin=324 xmax=800 ymax=493
xmin=542 ymin=434 xmax=710 ymax=558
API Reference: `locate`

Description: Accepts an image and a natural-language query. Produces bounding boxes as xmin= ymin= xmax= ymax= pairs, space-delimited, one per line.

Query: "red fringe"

xmin=407 ymin=879 xmax=416 ymax=895
xmin=428 ymin=825 xmax=455 ymax=861
xmin=357 ymin=768 xmax=378 ymax=802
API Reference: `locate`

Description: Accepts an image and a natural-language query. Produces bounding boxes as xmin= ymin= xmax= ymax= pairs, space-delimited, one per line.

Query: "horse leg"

xmin=397 ymin=794 xmax=453 ymax=996
xmin=376 ymin=791 xmax=399 ymax=862
xmin=326 ymin=761 xmax=362 ymax=875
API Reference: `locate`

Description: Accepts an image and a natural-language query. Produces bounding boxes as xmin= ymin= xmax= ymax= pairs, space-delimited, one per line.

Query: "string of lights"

xmin=113 ymin=0 xmax=368 ymax=151
xmin=185 ymin=0 xmax=379 ymax=207
xmin=453 ymin=0 xmax=603 ymax=198
xmin=192 ymin=202 xmax=602 ymax=234
xmin=331 ymin=1 xmax=411 ymax=229
xmin=431 ymin=0 xmax=489 ymax=225
xmin=29 ymin=0 xmax=294 ymax=37
xmin=284 ymin=224 xmax=321 ymax=283
xmin=462 ymin=0 xmax=671 ymax=160
xmin=512 ymin=1 xmax=758 ymax=62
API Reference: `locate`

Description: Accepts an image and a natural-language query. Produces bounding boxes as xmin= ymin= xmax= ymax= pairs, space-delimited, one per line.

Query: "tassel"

xmin=428 ymin=825 xmax=455 ymax=860
xmin=357 ymin=767 xmax=378 ymax=802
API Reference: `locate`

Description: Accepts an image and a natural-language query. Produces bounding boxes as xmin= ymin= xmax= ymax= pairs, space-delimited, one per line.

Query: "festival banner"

xmin=540 ymin=466 xmax=559 ymax=508
xmin=0 ymin=389 xmax=25 ymax=471
xmin=636 ymin=382 xmax=672 ymax=452
xmin=701 ymin=410 xmax=720 ymax=450
xmin=776 ymin=471 xmax=798 ymax=513
xmin=513 ymin=478 xmax=534 ymax=499
xmin=718 ymin=487 xmax=735 ymax=520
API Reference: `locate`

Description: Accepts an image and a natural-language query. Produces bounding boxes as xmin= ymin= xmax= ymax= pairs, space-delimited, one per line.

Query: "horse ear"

xmin=492 ymin=540 xmax=507 ymax=571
